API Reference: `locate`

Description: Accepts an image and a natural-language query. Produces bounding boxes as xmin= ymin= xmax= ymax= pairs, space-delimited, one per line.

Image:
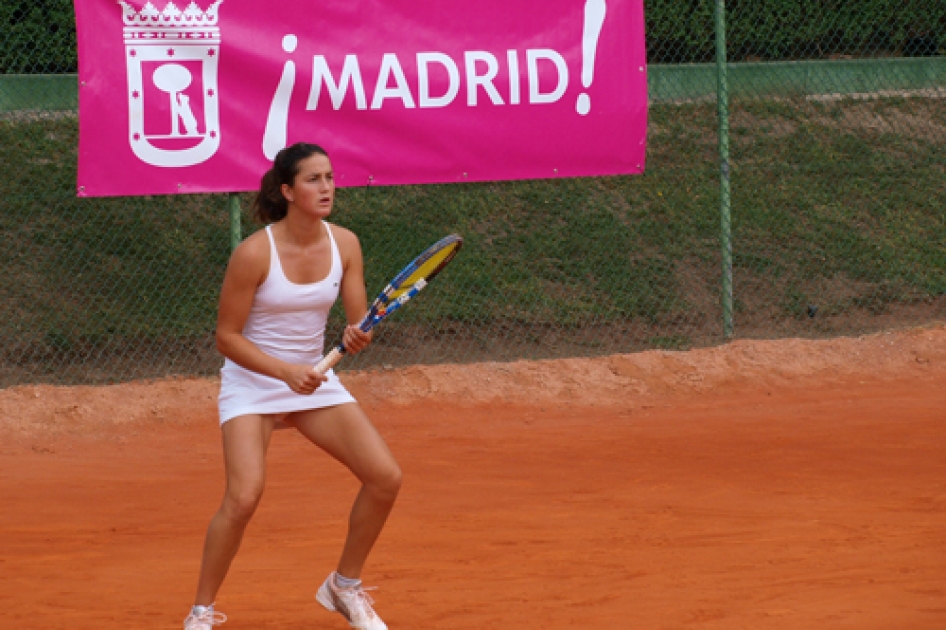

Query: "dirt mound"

xmin=2 ymin=325 xmax=944 ymax=437
xmin=346 ymin=325 xmax=946 ymax=406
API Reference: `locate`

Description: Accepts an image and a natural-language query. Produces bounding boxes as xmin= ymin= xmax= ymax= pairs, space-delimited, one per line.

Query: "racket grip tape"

xmin=313 ymin=346 xmax=346 ymax=375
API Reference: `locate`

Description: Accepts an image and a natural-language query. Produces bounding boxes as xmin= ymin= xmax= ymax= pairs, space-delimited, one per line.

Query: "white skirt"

xmin=218 ymin=358 xmax=356 ymax=424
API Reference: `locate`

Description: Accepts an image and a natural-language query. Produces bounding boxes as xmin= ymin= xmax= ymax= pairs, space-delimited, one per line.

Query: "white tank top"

xmin=218 ymin=222 xmax=355 ymax=423
xmin=237 ymin=222 xmax=343 ymax=365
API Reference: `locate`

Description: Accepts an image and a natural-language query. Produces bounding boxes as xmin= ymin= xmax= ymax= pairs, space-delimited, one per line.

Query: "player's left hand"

xmin=342 ymin=325 xmax=373 ymax=355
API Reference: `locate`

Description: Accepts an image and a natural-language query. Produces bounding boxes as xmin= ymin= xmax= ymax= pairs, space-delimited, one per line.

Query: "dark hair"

xmin=252 ymin=142 xmax=329 ymax=223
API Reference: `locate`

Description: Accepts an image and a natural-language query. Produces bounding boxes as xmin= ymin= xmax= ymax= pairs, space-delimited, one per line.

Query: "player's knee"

xmin=370 ymin=464 xmax=402 ymax=502
xmin=386 ymin=465 xmax=403 ymax=496
xmin=224 ymin=486 xmax=264 ymax=523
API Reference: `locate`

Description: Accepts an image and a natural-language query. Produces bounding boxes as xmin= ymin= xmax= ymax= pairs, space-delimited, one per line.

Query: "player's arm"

xmin=216 ymin=233 xmax=326 ymax=393
xmin=332 ymin=225 xmax=373 ymax=355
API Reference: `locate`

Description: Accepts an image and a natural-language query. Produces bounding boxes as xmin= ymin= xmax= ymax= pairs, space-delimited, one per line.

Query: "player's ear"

xmin=280 ymin=183 xmax=294 ymax=203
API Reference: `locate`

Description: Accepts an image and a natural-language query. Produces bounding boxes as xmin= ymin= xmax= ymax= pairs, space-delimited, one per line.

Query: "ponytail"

xmin=252 ymin=142 xmax=329 ymax=223
xmin=252 ymin=167 xmax=287 ymax=223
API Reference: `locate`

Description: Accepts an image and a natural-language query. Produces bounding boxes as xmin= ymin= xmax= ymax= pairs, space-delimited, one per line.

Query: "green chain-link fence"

xmin=1 ymin=1 xmax=944 ymax=387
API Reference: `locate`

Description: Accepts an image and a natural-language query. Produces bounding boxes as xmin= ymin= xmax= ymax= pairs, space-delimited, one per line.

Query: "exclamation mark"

xmin=262 ymin=34 xmax=298 ymax=160
xmin=576 ymin=0 xmax=606 ymax=116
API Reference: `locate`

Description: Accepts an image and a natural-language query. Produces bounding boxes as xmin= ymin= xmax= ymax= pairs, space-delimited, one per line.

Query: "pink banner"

xmin=75 ymin=0 xmax=647 ymax=197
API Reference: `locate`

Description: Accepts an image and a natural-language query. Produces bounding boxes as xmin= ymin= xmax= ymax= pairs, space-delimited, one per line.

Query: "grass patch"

xmin=1 ymin=94 xmax=944 ymax=385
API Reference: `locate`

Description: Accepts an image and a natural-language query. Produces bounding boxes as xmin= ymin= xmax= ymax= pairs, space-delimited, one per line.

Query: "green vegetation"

xmin=0 ymin=2 xmax=77 ymax=73
xmin=647 ymin=0 xmax=945 ymax=62
xmin=3 ymin=0 xmax=943 ymax=75
xmin=2 ymin=93 xmax=944 ymax=384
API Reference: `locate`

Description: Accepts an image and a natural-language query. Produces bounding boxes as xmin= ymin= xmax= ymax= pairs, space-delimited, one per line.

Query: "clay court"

xmin=2 ymin=326 xmax=945 ymax=629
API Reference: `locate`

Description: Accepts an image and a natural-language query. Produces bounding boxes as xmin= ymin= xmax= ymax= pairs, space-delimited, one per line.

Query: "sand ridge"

xmin=1 ymin=324 xmax=944 ymax=437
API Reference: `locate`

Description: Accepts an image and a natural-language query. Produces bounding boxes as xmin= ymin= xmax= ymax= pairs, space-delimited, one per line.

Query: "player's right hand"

xmin=282 ymin=363 xmax=328 ymax=395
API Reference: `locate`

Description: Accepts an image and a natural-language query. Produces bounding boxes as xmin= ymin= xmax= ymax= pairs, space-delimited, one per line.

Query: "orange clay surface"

xmin=2 ymin=326 xmax=946 ymax=629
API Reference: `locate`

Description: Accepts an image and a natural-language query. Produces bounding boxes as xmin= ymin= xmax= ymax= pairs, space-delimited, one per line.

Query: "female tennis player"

xmin=183 ymin=142 xmax=400 ymax=630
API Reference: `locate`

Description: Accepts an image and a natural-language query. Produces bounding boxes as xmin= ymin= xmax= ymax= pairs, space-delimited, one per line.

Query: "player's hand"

xmin=342 ymin=325 xmax=373 ymax=355
xmin=282 ymin=363 xmax=328 ymax=395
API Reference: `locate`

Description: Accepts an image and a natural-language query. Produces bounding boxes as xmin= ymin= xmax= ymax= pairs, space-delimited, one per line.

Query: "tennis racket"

xmin=314 ymin=234 xmax=463 ymax=375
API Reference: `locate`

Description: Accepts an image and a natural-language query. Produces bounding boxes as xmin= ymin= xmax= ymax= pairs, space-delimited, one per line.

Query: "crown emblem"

xmin=118 ymin=0 xmax=224 ymax=168
xmin=118 ymin=1 xmax=222 ymax=41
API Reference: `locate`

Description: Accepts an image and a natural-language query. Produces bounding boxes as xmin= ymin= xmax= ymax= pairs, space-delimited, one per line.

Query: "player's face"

xmin=285 ymin=153 xmax=334 ymax=218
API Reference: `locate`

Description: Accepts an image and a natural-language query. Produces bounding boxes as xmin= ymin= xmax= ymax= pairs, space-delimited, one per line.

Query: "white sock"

xmin=335 ymin=573 xmax=362 ymax=590
xmin=191 ymin=604 xmax=213 ymax=617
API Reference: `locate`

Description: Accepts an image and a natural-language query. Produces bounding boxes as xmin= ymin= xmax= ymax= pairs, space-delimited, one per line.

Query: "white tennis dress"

xmin=218 ymin=222 xmax=356 ymax=424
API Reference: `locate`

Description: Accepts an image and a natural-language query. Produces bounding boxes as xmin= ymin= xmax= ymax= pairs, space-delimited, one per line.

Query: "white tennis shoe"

xmin=316 ymin=572 xmax=388 ymax=630
xmin=183 ymin=607 xmax=227 ymax=630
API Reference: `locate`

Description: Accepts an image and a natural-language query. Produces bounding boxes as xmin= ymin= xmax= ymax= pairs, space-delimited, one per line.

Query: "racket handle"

xmin=313 ymin=346 xmax=346 ymax=375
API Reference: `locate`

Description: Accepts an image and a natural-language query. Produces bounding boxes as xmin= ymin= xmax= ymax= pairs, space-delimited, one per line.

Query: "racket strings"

xmin=389 ymin=241 xmax=461 ymax=300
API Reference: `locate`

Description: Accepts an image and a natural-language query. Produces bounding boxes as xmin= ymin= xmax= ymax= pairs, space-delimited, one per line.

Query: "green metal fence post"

xmin=228 ymin=193 xmax=242 ymax=251
xmin=715 ymin=0 xmax=734 ymax=339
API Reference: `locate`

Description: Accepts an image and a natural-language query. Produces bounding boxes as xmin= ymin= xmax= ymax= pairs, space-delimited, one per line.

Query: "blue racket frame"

xmin=314 ymin=234 xmax=462 ymax=374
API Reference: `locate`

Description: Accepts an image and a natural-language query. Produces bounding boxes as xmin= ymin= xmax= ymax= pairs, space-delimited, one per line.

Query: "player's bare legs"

xmin=291 ymin=403 xmax=402 ymax=578
xmin=193 ymin=414 xmax=275 ymax=606
xmin=293 ymin=403 xmax=399 ymax=630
